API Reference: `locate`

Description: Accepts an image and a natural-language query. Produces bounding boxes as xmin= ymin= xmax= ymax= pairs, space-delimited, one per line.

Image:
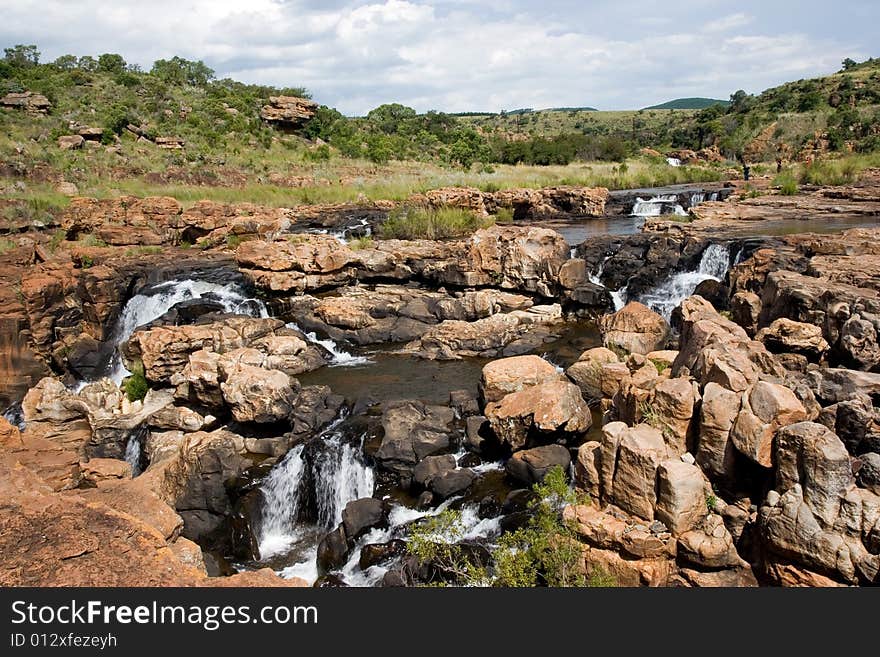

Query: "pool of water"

xmin=543 ymin=216 xmax=645 ymax=245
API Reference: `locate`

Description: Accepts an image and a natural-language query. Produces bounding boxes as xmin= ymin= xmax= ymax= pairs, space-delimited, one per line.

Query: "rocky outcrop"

xmin=260 ymin=96 xmax=318 ymax=128
xmin=1 ymin=91 xmax=50 ymax=114
xmin=421 ymin=185 xmax=608 ymax=219
xmin=599 ymin=301 xmax=670 ymax=355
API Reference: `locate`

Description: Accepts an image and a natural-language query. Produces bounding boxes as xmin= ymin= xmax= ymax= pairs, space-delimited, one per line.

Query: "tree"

xmin=77 ymin=56 xmax=98 ymax=72
xmin=3 ymin=44 xmax=39 ymax=67
xmin=53 ymin=54 xmax=78 ymax=71
xmin=366 ymin=103 xmax=417 ymax=134
xmin=151 ymin=56 xmax=215 ymax=86
xmin=97 ymin=53 xmax=127 ymax=74
xmin=841 ymin=58 xmax=858 ymax=71
xmin=302 ymin=105 xmax=345 ymax=141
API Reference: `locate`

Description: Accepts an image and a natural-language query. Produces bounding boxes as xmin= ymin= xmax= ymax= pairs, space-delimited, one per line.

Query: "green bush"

xmin=123 ymin=361 xmax=149 ymax=402
xmin=0 ymin=238 xmax=15 ymax=254
xmin=379 ymin=206 xmax=493 ymax=240
xmin=775 ymin=172 xmax=799 ymax=195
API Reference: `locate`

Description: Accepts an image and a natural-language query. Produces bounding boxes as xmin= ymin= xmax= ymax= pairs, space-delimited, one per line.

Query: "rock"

xmin=341 ymin=498 xmax=388 ymax=540
xmin=655 ymin=460 xmax=708 ymax=535
xmin=808 ymin=367 xmax=880 ymax=404
xmin=1 ymin=91 xmax=50 ymax=113
xmin=465 ymin=415 xmax=488 ymax=452
xmin=696 ymin=382 xmax=741 ymax=481
xmin=775 ymin=422 xmax=853 ymax=526
xmin=762 ymin=560 xmax=848 ymax=587
xmin=485 ymin=379 xmax=591 ymax=451
xmin=55 ymin=181 xmax=79 ymax=196
xmin=375 ymin=401 xmax=454 ymax=476
xmin=757 ymin=318 xmax=829 ymax=361
xmin=677 ymin=515 xmax=744 ymax=569
xmin=612 ymin=424 xmax=668 ymax=520
xmin=599 ymin=301 xmax=670 ymax=355
xmin=731 ymin=291 xmax=761 ymax=335
xmin=260 ymin=95 xmax=319 ymax=127
xmin=412 ymin=454 xmax=457 ymax=488
xmin=219 ymin=363 xmax=299 ymax=424
xmin=317 ymin=525 xmax=349 ymax=574
xmin=565 ymin=347 xmax=619 ymax=401
xmin=431 ymin=469 xmax=477 ymax=498
xmin=58 ymin=135 xmax=84 ymax=150
xmin=680 ymin=567 xmax=758 ymax=587
xmin=816 ymin=396 xmax=875 ymax=454
xmin=79 ymin=457 xmax=132 ymax=485
xmin=731 ymin=381 xmax=807 ymax=467
xmin=574 ymin=441 xmax=602 ymax=498
xmin=359 ymin=540 xmax=407 ymax=570
xmin=480 ymin=354 xmax=560 ymax=403
xmin=651 ymin=377 xmax=699 ymax=455
xmin=505 ymin=444 xmax=571 ymax=485
xmin=857 ymin=453 xmax=880 ymax=495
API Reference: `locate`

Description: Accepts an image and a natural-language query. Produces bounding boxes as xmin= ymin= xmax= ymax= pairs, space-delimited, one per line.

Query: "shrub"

xmin=347 ymin=236 xmax=374 ymax=250
xmin=494 ymin=207 xmax=514 ymax=224
xmin=226 ymin=235 xmax=244 ymax=249
xmin=775 ymin=172 xmax=799 ymax=195
xmin=379 ymin=206 xmax=493 ymax=240
xmin=123 ymin=361 xmax=149 ymax=402
xmin=0 ymin=238 xmax=15 ymax=254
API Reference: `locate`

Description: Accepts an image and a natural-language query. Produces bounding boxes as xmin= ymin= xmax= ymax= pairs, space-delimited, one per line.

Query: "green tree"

xmin=97 ymin=53 xmax=127 ymax=73
xmin=366 ymin=103 xmax=417 ymax=134
xmin=303 ymin=105 xmax=345 ymax=141
xmin=52 ymin=54 xmax=78 ymax=71
xmin=77 ymin=55 xmax=98 ymax=72
xmin=841 ymin=57 xmax=858 ymax=71
xmin=151 ymin=56 xmax=215 ymax=86
xmin=3 ymin=44 xmax=39 ymax=67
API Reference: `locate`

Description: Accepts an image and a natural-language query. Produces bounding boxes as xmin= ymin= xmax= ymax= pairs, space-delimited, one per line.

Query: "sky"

xmin=2 ymin=1 xmax=876 ymax=115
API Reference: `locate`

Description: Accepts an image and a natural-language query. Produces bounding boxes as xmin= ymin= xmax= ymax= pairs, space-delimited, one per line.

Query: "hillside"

xmin=644 ymin=98 xmax=729 ymax=110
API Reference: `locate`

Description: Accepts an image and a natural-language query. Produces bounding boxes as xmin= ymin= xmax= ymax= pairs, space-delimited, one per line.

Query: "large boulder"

xmin=485 ymin=379 xmax=591 ymax=451
xmin=599 ymin=302 xmax=670 ymax=355
xmin=505 ymin=444 xmax=571 ymax=485
xmin=375 ymin=401 xmax=455 ymax=477
xmin=480 ymin=355 xmax=560 ymax=403
xmin=650 ymin=377 xmax=699 ymax=455
xmin=757 ymin=318 xmax=829 ymax=361
xmin=341 ymin=498 xmax=388 ymax=540
xmin=696 ymin=382 xmax=741 ymax=481
xmin=219 ymin=362 xmax=299 ymax=424
xmin=655 ymin=460 xmax=709 ymax=535
xmin=730 ymin=381 xmax=807 ymax=467
xmin=565 ymin=347 xmax=620 ymax=402
xmin=611 ymin=424 xmax=668 ymax=520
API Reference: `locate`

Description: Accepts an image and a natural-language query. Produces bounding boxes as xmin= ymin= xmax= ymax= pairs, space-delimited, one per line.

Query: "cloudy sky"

xmin=2 ymin=1 xmax=876 ymax=115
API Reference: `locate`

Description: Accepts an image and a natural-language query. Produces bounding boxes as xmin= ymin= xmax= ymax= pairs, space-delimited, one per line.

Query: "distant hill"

xmin=644 ymin=98 xmax=730 ymax=110
xmin=545 ymin=106 xmax=598 ymax=112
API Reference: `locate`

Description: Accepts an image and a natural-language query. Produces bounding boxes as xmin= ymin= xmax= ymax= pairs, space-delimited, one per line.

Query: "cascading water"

xmin=639 ymin=243 xmax=731 ymax=319
xmin=286 ymin=322 xmax=371 ymax=367
xmin=104 ymin=278 xmax=268 ymax=384
xmin=631 ymin=195 xmax=679 ymax=217
xmin=257 ymin=444 xmax=308 ymax=559
xmin=124 ymin=433 xmax=143 ymax=477
xmin=2 ymin=404 xmax=24 ymax=431
xmin=689 ymin=191 xmax=719 ymax=207
xmin=312 ymin=432 xmax=375 ymax=528
xmin=666 ymin=157 xmax=681 ymax=167
xmin=588 ymin=255 xmax=628 ymax=312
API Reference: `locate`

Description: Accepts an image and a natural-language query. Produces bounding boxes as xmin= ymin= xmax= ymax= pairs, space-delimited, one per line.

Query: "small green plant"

xmin=586 ymin=565 xmax=618 ymax=587
xmin=79 ymin=233 xmax=108 ymax=248
xmin=123 ymin=361 xmax=149 ymax=402
xmin=0 ymin=238 xmax=15 ymax=254
xmin=79 ymin=254 xmax=94 ymax=268
xmin=179 ymin=239 xmax=192 ymax=249
xmin=706 ymin=493 xmax=718 ymax=513
xmin=226 ymin=234 xmax=243 ymax=249
xmin=347 ymin=235 xmax=374 ymax=250
xmin=48 ymin=228 xmax=66 ymax=253
xmin=123 ymin=245 xmax=162 ymax=257
xmin=775 ymin=172 xmax=799 ymax=196
xmin=649 ymin=358 xmax=669 ymax=374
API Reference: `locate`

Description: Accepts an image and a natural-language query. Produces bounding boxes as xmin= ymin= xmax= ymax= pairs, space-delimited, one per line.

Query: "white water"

xmin=588 ymin=255 xmax=628 ymax=312
xmin=639 ymin=244 xmax=731 ymax=319
xmin=124 ymin=434 xmax=143 ymax=477
xmin=257 ymin=444 xmax=308 ymax=559
xmin=313 ymin=432 xmax=375 ymax=528
xmin=666 ymin=157 xmax=681 ymax=167
xmin=632 ymin=194 xmax=680 ymax=217
xmin=105 ymin=279 xmax=268 ymax=384
xmin=2 ymin=405 xmax=24 ymax=430
xmin=285 ymin=322 xmax=371 ymax=367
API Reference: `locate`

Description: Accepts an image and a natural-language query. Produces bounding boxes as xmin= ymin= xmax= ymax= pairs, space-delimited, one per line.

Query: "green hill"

xmin=644 ymin=98 xmax=729 ymax=110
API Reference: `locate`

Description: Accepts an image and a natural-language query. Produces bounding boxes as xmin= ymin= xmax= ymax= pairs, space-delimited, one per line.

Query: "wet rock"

xmin=431 ymin=468 xmax=476 ymax=498
xmin=412 ymin=454 xmax=457 ymax=488
xmin=457 ymin=452 xmax=482 ymax=468
xmin=341 ymin=498 xmax=388 ymax=540
xmin=360 ymin=540 xmax=407 ymax=570
xmin=465 ymin=415 xmax=488 ymax=453
xmin=485 ymin=379 xmax=591 ymax=451
xmin=505 ymin=444 xmax=571 ymax=486
xmin=375 ymin=400 xmax=454 ymax=476
xmin=317 ymin=525 xmax=350 ymax=574
xmin=480 ymin=355 xmax=560 ymax=403
xmin=599 ymin=301 xmax=670 ymax=355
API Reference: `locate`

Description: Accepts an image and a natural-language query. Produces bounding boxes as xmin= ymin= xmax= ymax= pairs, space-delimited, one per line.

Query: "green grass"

xmin=123 ymin=245 xmax=163 ymax=256
xmin=123 ymin=361 xmax=149 ymax=402
xmin=775 ymin=172 xmax=799 ymax=195
xmin=379 ymin=206 xmax=494 ymax=240
xmin=0 ymin=237 xmax=16 ymax=253
xmin=347 ymin=235 xmax=374 ymax=250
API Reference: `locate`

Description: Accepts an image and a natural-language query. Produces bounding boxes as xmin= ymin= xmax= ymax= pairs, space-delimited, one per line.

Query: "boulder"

xmin=316 ymin=525 xmax=349 ymax=574
xmin=260 ymin=95 xmax=318 ymax=127
xmin=565 ymin=347 xmax=619 ymax=401
xmin=79 ymin=458 xmax=132 ymax=485
xmin=655 ymin=460 xmax=708 ymax=535
xmin=219 ymin=363 xmax=299 ymax=424
xmin=757 ymin=318 xmax=829 ymax=361
xmin=485 ymin=379 xmax=591 ymax=451
xmin=431 ymin=469 xmax=477 ymax=498
xmin=696 ymin=382 xmax=741 ymax=481
xmin=599 ymin=301 xmax=670 ymax=355
xmin=574 ymin=441 xmax=602 ymax=498
xmin=651 ymin=377 xmax=699 ymax=455
xmin=612 ymin=424 xmax=668 ymax=520
xmin=730 ymin=382 xmax=807 ymax=467
xmin=412 ymin=454 xmax=457 ymax=488
xmin=858 ymin=452 xmax=880 ymax=495
xmin=731 ymin=291 xmax=761 ymax=335
xmin=58 ymin=135 xmax=84 ymax=150
xmin=505 ymin=444 xmax=571 ymax=485
xmin=341 ymin=498 xmax=388 ymax=540
xmin=480 ymin=355 xmax=559 ymax=403
xmin=375 ymin=401 xmax=454 ymax=476
xmin=677 ymin=515 xmax=744 ymax=569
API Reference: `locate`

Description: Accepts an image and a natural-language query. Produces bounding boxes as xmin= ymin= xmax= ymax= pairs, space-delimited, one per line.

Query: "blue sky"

xmin=2 ymin=1 xmax=876 ymax=114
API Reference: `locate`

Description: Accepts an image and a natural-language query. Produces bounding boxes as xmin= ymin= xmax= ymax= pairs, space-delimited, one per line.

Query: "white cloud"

xmin=0 ymin=1 xmax=872 ymax=114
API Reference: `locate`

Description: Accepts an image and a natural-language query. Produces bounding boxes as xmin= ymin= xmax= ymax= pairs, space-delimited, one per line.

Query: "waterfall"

xmin=258 ymin=444 xmax=308 ymax=559
xmin=632 ymin=195 xmax=678 ymax=217
xmin=286 ymin=322 xmax=371 ymax=367
xmin=313 ymin=432 xmax=375 ymax=528
xmin=666 ymin=157 xmax=681 ymax=167
xmin=589 ymin=255 xmax=628 ymax=312
xmin=2 ymin=404 xmax=24 ymax=431
xmin=124 ymin=433 xmax=143 ymax=477
xmin=689 ymin=191 xmax=719 ymax=207
xmin=639 ymin=244 xmax=731 ymax=320
xmin=105 ymin=278 xmax=268 ymax=385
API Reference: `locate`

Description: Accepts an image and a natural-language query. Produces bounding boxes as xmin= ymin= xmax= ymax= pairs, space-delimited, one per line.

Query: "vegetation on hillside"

xmin=643 ymin=97 xmax=730 ymax=110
